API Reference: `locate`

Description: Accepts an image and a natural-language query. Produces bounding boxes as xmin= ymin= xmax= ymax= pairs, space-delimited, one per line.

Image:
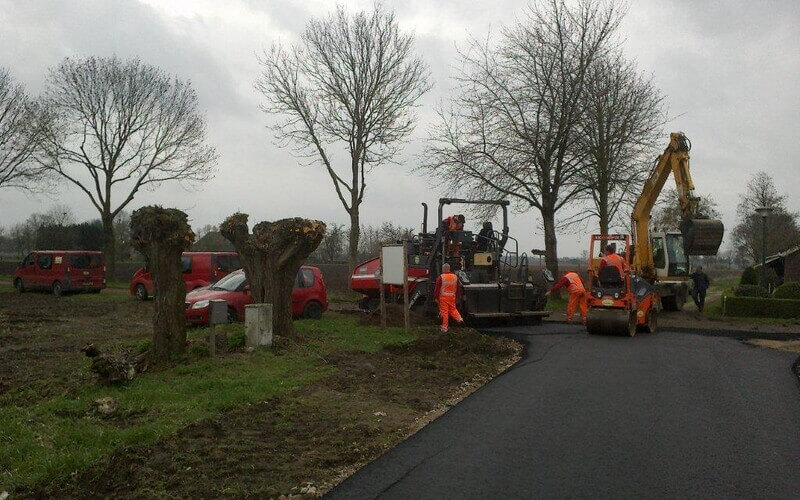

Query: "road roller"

xmin=585 ymin=132 xmax=725 ymax=336
xmin=585 ymin=234 xmax=659 ymax=336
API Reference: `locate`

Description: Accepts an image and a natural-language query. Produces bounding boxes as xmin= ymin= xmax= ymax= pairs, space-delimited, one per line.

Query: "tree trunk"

xmin=221 ymin=213 xmax=325 ymax=336
xmin=102 ymin=214 xmax=116 ymax=280
xmin=541 ymin=209 xmax=559 ymax=275
xmin=130 ymin=207 xmax=195 ymax=365
xmin=598 ymin=189 xmax=609 ymax=236
xmin=348 ymin=210 xmax=360 ymax=272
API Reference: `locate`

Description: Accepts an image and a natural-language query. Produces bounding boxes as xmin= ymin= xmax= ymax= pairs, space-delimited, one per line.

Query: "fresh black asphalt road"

xmin=328 ymin=325 xmax=800 ymax=499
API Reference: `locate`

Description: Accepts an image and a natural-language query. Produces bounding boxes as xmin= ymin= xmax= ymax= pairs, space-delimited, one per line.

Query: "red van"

xmin=184 ymin=266 xmax=328 ymax=325
xmin=130 ymin=251 xmax=241 ymax=300
xmin=13 ymin=251 xmax=106 ymax=296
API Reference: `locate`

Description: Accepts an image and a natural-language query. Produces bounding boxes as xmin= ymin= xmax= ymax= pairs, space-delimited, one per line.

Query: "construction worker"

xmin=442 ymin=214 xmax=465 ymax=257
xmin=545 ymin=270 xmax=587 ymax=324
xmin=433 ymin=263 xmax=464 ymax=333
xmin=598 ymin=244 xmax=627 ymax=279
xmin=689 ymin=266 xmax=711 ymax=312
xmin=476 ymin=221 xmax=496 ymax=251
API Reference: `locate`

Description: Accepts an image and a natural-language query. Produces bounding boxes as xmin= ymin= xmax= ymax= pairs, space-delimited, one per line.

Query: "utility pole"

xmin=755 ymin=206 xmax=773 ymax=289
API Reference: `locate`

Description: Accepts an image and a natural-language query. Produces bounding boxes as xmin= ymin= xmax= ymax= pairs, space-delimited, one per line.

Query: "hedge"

xmin=773 ymin=281 xmax=800 ymax=300
xmin=733 ymin=284 xmax=770 ymax=297
xmin=724 ymin=296 xmax=800 ymax=318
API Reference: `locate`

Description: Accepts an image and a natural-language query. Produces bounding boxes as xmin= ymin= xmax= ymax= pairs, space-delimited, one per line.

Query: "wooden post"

xmin=380 ymin=251 xmax=386 ymax=329
xmin=403 ymin=241 xmax=410 ymax=332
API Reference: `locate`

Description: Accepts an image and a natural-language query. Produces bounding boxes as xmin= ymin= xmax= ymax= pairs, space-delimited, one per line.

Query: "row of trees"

xmin=257 ymin=0 xmax=667 ymax=277
xmin=0 ymin=205 xmax=133 ymax=260
xmin=0 ymin=58 xmax=217 ymax=276
xmin=1 ymin=0 xmax=794 ymax=279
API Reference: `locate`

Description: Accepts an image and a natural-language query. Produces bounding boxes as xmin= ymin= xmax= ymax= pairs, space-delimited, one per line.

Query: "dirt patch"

xmin=25 ymin=327 xmax=521 ymax=498
xmin=0 ymin=291 xmax=151 ymax=405
xmin=746 ymin=339 xmax=800 ymax=353
xmin=357 ymin=303 xmax=431 ymax=327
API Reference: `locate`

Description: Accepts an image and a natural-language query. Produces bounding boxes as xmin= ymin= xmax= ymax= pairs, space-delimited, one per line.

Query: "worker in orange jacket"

xmin=442 ymin=214 xmax=465 ymax=257
xmin=545 ymin=270 xmax=587 ymax=324
xmin=433 ymin=263 xmax=464 ymax=333
xmin=598 ymin=244 xmax=627 ymax=278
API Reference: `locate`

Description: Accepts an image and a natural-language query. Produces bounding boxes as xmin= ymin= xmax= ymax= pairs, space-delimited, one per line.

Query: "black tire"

xmin=227 ymin=307 xmax=239 ymax=323
xmin=14 ymin=278 xmax=24 ymax=294
xmin=52 ymin=281 xmax=63 ymax=297
xmin=303 ymin=301 xmax=324 ymax=320
xmin=134 ymin=284 xmax=148 ymax=301
xmin=627 ymin=312 xmax=637 ymax=337
xmin=639 ymin=309 xmax=658 ymax=333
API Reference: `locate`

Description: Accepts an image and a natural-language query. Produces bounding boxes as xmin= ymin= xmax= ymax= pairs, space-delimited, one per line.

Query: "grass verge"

xmin=1 ymin=315 xmax=413 ymax=492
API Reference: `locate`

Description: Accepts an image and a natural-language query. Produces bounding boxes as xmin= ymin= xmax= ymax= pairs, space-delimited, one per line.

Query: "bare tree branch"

xmin=38 ymin=56 xmax=217 ymax=274
xmin=256 ymin=4 xmax=431 ymax=269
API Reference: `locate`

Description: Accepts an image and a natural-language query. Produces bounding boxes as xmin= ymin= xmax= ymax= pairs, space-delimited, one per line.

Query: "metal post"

xmin=761 ymin=216 xmax=767 ymax=289
xmin=403 ymin=241 xmax=410 ymax=332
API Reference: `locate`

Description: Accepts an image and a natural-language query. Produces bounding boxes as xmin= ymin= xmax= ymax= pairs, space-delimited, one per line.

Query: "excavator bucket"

xmin=680 ymin=218 xmax=725 ymax=256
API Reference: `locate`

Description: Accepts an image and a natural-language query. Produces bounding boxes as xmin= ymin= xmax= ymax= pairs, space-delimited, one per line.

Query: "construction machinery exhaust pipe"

xmin=680 ymin=218 xmax=725 ymax=256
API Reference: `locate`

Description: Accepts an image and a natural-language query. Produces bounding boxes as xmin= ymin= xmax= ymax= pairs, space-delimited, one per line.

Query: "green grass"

xmin=62 ymin=291 xmax=132 ymax=303
xmin=0 ymin=315 xmax=413 ymax=492
xmin=105 ymin=280 xmax=130 ymax=290
xmin=545 ymin=296 xmax=567 ymax=312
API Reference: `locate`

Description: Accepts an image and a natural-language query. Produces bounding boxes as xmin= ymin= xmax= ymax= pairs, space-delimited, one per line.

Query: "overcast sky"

xmin=1 ymin=0 xmax=798 ymax=257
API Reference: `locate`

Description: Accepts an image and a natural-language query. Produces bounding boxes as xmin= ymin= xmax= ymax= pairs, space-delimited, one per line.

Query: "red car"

xmin=13 ymin=251 xmax=106 ymax=296
xmin=130 ymin=251 xmax=240 ymax=300
xmin=184 ymin=266 xmax=328 ymax=325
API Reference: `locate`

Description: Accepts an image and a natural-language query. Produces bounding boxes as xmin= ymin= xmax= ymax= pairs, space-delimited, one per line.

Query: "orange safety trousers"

xmin=439 ymin=297 xmax=463 ymax=330
xmin=566 ymin=291 xmax=587 ymax=322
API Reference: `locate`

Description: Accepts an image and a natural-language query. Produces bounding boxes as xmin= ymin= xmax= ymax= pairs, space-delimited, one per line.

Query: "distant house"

xmin=191 ymin=231 xmax=235 ymax=252
xmin=757 ymin=245 xmax=800 ymax=284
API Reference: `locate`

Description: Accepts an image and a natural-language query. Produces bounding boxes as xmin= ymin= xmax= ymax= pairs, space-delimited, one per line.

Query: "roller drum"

xmin=680 ymin=218 xmax=725 ymax=256
xmin=586 ymin=309 xmax=635 ymax=336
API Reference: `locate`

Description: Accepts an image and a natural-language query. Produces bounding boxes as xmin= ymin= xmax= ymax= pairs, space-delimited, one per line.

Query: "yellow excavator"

xmin=585 ymin=132 xmax=724 ymax=335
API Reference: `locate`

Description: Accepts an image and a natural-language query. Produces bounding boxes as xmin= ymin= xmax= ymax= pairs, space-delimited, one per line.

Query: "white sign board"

xmin=381 ymin=245 xmax=406 ymax=285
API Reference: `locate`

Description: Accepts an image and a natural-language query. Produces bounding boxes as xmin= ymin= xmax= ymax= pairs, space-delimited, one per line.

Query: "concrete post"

xmin=245 ymin=303 xmax=273 ymax=347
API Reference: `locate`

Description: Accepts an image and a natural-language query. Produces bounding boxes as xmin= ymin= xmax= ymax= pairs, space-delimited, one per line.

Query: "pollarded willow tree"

xmin=0 ymin=68 xmax=47 ymax=191
xmin=575 ymin=50 xmax=666 ymax=235
xmin=39 ymin=56 xmax=217 ymax=277
xmin=256 ymin=4 xmax=431 ymax=271
xmin=422 ymin=0 xmax=622 ymax=276
xmin=220 ymin=213 xmax=325 ymax=335
xmin=130 ymin=206 xmax=195 ymax=365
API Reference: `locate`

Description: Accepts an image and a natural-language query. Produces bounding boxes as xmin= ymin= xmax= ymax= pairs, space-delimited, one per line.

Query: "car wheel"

xmin=135 ymin=284 xmax=148 ymax=301
xmin=52 ymin=281 xmax=63 ymax=297
xmin=227 ymin=307 xmax=239 ymax=323
xmin=14 ymin=279 xmax=24 ymax=294
xmin=303 ymin=301 xmax=324 ymax=320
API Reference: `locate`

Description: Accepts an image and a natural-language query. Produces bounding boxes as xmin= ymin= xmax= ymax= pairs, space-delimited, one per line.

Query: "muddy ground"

xmin=1 ymin=289 xmax=521 ymax=497
xmin=0 ymin=290 xmax=152 ymax=406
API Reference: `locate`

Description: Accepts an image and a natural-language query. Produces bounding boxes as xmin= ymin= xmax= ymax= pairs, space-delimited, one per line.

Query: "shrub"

xmin=137 ymin=339 xmax=152 ymax=354
xmin=774 ymin=281 xmax=800 ymax=300
xmin=733 ymin=284 xmax=770 ymax=297
xmin=724 ymin=296 xmax=800 ymax=318
xmin=739 ymin=266 xmax=758 ymax=285
xmin=227 ymin=330 xmax=246 ymax=350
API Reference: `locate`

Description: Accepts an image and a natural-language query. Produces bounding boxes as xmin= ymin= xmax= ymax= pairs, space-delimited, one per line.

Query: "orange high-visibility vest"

xmin=602 ymin=253 xmax=626 ymax=277
xmin=565 ymin=272 xmax=585 ymax=294
xmin=440 ymin=273 xmax=458 ymax=297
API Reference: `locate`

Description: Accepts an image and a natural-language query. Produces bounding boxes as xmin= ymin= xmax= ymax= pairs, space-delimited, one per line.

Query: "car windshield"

xmin=212 ymin=271 xmax=246 ymax=291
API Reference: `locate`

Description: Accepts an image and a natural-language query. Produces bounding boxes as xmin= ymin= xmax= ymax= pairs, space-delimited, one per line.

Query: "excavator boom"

xmin=632 ymin=132 xmax=724 ymax=280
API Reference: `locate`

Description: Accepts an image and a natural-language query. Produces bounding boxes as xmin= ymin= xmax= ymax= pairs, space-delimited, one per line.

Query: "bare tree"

xmin=576 ymin=51 xmax=666 ymax=234
xmin=731 ymin=171 xmax=800 ymax=262
xmin=39 ymin=56 xmax=217 ymax=276
xmin=651 ymin=188 xmax=719 ymax=231
xmin=0 ymin=68 xmax=47 ymax=190
xmin=422 ymin=0 xmax=622 ymax=276
xmin=256 ymin=4 xmax=431 ymax=271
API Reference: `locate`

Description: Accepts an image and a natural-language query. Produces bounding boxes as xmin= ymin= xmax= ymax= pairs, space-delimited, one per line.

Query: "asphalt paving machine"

xmin=351 ymin=198 xmax=552 ymax=326
xmin=585 ymin=132 xmax=725 ymax=336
